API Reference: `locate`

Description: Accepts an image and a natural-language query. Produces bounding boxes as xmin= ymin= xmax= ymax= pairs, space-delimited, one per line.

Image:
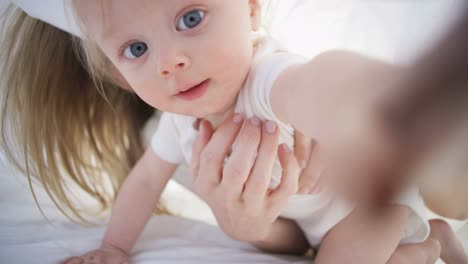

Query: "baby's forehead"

xmin=74 ymin=0 xmax=158 ymax=39
xmin=74 ymin=0 xmax=245 ymax=41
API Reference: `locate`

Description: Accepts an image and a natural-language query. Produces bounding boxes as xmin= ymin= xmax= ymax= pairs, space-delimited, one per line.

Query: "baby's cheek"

xmin=213 ymin=28 xmax=252 ymax=62
xmin=129 ymin=81 xmax=165 ymax=108
xmin=217 ymin=46 xmax=252 ymax=82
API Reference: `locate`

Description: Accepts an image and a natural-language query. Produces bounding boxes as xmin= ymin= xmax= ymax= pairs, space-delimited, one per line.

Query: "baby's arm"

xmin=65 ymin=148 xmax=177 ymax=263
xmin=271 ymin=51 xmax=405 ymax=202
xmin=102 ymin=148 xmax=177 ymax=253
xmin=315 ymin=205 xmax=410 ymax=264
xmin=422 ymin=169 xmax=468 ymax=221
xmin=271 ymin=50 xmax=401 ymax=145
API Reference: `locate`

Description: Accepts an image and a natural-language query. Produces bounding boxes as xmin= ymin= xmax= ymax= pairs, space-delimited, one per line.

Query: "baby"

xmin=4 ymin=0 xmax=465 ymax=263
xmin=65 ymin=0 xmax=434 ymax=263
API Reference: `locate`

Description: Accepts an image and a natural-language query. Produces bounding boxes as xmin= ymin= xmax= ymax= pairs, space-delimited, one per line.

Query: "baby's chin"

xmin=165 ymin=90 xmax=239 ymax=119
xmin=168 ymin=106 xmax=216 ymax=119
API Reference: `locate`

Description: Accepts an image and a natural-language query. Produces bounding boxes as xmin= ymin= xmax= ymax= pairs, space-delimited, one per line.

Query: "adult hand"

xmin=190 ymin=114 xmax=306 ymax=253
xmin=293 ymin=130 xmax=325 ymax=195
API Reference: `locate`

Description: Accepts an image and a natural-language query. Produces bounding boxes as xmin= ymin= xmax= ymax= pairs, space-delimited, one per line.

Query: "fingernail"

xmin=281 ymin=144 xmax=291 ymax=153
xmin=250 ymin=117 xmax=261 ymax=127
xmin=300 ymin=160 xmax=307 ymax=169
xmin=233 ymin=113 xmax=244 ymax=124
xmin=264 ymin=120 xmax=276 ymax=134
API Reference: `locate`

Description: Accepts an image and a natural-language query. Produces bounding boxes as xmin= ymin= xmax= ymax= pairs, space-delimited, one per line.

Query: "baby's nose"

xmin=158 ymin=53 xmax=191 ymax=77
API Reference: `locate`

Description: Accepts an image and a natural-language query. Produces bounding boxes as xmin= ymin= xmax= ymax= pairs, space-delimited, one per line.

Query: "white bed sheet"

xmin=2 ymin=156 xmax=468 ymax=264
xmin=0 ymin=157 xmax=312 ymax=264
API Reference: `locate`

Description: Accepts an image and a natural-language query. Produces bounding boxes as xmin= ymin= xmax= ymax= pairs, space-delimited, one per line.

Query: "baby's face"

xmin=75 ymin=0 xmax=258 ymax=117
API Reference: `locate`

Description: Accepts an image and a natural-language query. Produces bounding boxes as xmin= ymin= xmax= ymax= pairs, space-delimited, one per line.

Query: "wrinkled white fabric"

xmin=0 ymin=157 xmax=311 ymax=263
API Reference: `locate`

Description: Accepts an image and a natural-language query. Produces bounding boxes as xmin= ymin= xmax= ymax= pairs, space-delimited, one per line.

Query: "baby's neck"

xmin=197 ymin=83 xmax=240 ymax=130
xmin=203 ymin=106 xmax=235 ymax=130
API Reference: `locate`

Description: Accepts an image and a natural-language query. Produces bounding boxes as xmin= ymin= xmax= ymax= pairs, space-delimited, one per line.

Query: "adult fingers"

xmin=293 ymin=130 xmax=314 ymax=169
xmin=268 ymin=143 xmax=300 ymax=211
xmin=197 ymin=114 xmax=244 ymax=188
xmin=243 ymin=120 xmax=279 ymax=202
xmin=221 ymin=117 xmax=262 ymax=198
xmin=190 ymin=119 xmax=214 ymax=181
xmin=298 ymin=143 xmax=327 ymax=194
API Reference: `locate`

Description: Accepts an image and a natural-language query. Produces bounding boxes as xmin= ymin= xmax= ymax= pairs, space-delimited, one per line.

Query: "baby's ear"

xmin=249 ymin=0 xmax=261 ymax=31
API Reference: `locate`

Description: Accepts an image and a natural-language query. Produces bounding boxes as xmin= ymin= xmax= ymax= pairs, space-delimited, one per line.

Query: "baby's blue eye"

xmin=123 ymin=42 xmax=148 ymax=59
xmin=177 ymin=10 xmax=205 ymax=31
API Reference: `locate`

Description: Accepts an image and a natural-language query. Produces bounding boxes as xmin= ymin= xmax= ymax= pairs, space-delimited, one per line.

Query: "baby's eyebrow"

xmin=100 ymin=23 xmax=118 ymax=41
xmin=99 ymin=24 xmax=129 ymax=44
xmin=95 ymin=9 xmax=123 ymax=42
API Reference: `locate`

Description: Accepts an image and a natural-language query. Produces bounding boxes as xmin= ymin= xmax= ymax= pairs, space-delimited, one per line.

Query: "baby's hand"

xmin=61 ymin=244 xmax=129 ymax=264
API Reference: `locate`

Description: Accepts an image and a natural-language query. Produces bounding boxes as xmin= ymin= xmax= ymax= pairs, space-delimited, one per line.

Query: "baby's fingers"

xmin=61 ymin=257 xmax=83 ymax=264
xmin=268 ymin=144 xmax=300 ymax=210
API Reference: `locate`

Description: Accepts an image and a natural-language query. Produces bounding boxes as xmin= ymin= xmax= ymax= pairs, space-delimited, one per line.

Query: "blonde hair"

xmin=0 ymin=5 xmax=161 ymax=223
xmin=0 ymin=0 xmax=272 ymax=222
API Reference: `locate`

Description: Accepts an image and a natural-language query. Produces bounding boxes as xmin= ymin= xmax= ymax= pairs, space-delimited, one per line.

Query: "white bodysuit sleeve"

xmin=236 ymin=51 xmax=307 ymax=141
xmin=150 ymin=112 xmax=184 ymax=164
xmin=394 ymin=187 xmax=430 ymax=244
xmin=235 ymin=51 xmax=306 ymax=188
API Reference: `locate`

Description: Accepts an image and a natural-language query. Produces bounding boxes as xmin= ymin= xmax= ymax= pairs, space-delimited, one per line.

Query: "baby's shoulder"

xmin=249 ymin=51 xmax=306 ymax=83
xmin=245 ymin=51 xmax=306 ymax=93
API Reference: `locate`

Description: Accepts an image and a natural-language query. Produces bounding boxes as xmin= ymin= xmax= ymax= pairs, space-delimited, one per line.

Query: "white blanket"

xmin=0 ymin=157 xmax=312 ymax=263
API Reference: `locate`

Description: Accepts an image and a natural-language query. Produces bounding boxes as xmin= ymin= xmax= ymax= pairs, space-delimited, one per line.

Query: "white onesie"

xmin=150 ymin=38 xmax=430 ymax=247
